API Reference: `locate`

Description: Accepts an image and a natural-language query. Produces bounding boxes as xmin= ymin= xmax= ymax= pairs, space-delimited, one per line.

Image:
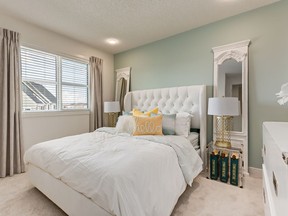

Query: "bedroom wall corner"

xmin=0 ymin=12 xmax=114 ymax=150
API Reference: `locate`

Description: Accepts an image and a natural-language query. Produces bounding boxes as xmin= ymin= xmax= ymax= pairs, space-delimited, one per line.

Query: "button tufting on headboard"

xmin=123 ymin=85 xmax=207 ymax=162
xmin=124 ymin=85 xmax=205 ymax=126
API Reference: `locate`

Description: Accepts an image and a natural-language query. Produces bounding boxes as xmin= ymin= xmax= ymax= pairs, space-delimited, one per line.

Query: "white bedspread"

xmin=24 ymin=128 xmax=203 ymax=216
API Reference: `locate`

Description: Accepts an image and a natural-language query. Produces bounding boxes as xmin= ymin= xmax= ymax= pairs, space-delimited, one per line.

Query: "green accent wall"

xmin=114 ymin=1 xmax=288 ymax=169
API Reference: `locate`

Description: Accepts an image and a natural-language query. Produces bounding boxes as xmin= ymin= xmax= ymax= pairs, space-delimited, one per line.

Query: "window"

xmin=21 ymin=47 xmax=89 ymax=111
xmin=61 ymin=58 xmax=88 ymax=110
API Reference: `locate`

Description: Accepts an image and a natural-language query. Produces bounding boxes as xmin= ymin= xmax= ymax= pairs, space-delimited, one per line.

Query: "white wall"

xmin=22 ymin=112 xmax=90 ymax=150
xmin=0 ymin=12 xmax=114 ymax=150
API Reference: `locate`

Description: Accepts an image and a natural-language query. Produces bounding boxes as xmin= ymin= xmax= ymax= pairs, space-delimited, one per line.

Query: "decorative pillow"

xmin=132 ymin=108 xmax=149 ymax=117
xmin=151 ymin=113 xmax=176 ymax=135
xmin=162 ymin=114 xmax=177 ymax=135
xmin=175 ymin=112 xmax=192 ymax=137
xmin=145 ymin=107 xmax=159 ymax=116
xmin=133 ymin=115 xmax=163 ymax=136
xmin=122 ymin=111 xmax=132 ymax=116
xmin=132 ymin=107 xmax=158 ymax=117
xmin=115 ymin=115 xmax=135 ymax=134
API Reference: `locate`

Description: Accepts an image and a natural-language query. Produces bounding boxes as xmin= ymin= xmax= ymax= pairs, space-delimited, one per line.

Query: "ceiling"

xmin=0 ymin=0 xmax=280 ymax=54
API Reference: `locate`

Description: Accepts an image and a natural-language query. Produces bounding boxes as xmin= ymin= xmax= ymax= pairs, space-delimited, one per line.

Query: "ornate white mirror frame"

xmin=212 ymin=40 xmax=250 ymax=175
xmin=115 ymin=67 xmax=131 ymax=113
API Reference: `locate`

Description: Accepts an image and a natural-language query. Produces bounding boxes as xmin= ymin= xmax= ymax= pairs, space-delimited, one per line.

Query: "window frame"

xmin=21 ymin=46 xmax=90 ymax=113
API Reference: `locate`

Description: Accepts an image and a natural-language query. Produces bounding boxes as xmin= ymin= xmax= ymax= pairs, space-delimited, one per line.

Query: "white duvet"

xmin=24 ymin=127 xmax=203 ymax=216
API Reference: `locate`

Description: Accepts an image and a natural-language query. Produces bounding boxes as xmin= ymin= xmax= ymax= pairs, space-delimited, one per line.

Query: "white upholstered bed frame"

xmin=27 ymin=85 xmax=207 ymax=216
xmin=124 ymin=85 xmax=207 ymax=160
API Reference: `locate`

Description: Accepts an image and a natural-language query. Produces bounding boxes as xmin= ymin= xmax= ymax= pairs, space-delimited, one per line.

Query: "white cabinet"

xmin=262 ymin=122 xmax=288 ymax=216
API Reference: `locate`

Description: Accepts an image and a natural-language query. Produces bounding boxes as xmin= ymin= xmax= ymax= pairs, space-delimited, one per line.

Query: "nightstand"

xmin=206 ymin=142 xmax=244 ymax=188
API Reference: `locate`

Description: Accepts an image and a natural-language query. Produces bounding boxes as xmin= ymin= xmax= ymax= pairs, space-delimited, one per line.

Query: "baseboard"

xmin=248 ymin=167 xmax=262 ymax=178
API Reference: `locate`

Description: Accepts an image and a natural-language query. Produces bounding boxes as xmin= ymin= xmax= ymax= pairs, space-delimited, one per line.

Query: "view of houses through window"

xmin=21 ymin=47 xmax=89 ymax=111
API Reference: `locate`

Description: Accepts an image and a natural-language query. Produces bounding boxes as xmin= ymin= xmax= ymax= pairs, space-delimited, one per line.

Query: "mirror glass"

xmin=115 ymin=67 xmax=130 ymax=113
xmin=116 ymin=78 xmax=126 ymax=101
xmin=116 ymin=77 xmax=128 ymax=113
xmin=218 ymin=59 xmax=242 ymax=132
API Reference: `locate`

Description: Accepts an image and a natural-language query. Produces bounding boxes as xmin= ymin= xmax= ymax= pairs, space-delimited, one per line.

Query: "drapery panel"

xmin=89 ymin=56 xmax=103 ymax=131
xmin=0 ymin=28 xmax=25 ymax=177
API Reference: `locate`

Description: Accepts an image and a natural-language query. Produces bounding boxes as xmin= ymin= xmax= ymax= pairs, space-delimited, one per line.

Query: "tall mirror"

xmin=115 ymin=67 xmax=131 ymax=113
xmin=218 ymin=59 xmax=242 ymax=132
xmin=212 ymin=40 xmax=250 ymax=175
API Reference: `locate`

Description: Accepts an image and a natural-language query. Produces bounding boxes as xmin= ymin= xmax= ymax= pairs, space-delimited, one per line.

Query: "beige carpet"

xmin=0 ymin=173 xmax=264 ymax=216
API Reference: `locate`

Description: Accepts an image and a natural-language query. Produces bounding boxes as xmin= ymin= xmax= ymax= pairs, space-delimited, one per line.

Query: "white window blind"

xmin=61 ymin=58 xmax=88 ymax=110
xmin=21 ymin=47 xmax=89 ymax=111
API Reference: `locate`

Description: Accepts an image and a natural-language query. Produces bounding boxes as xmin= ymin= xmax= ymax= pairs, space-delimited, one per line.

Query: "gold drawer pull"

xmin=272 ymin=172 xmax=278 ymax=196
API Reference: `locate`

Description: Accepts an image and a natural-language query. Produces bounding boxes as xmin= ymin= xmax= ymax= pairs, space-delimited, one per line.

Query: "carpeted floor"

xmin=0 ymin=173 xmax=264 ymax=216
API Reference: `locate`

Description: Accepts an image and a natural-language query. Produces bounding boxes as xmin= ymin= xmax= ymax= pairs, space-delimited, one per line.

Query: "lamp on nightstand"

xmin=104 ymin=101 xmax=120 ymax=127
xmin=208 ymin=97 xmax=240 ymax=148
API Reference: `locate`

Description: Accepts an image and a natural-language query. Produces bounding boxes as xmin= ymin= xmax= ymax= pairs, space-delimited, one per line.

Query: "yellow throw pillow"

xmin=145 ymin=107 xmax=159 ymax=116
xmin=133 ymin=115 xmax=163 ymax=136
xmin=132 ymin=107 xmax=159 ymax=117
xmin=132 ymin=108 xmax=149 ymax=117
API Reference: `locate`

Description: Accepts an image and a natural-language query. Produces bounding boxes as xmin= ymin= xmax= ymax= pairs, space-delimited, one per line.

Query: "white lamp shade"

xmin=104 ymin=101 xmax=120 ymax=113
xmin=208 ymin=97 xmax=240 ymax=116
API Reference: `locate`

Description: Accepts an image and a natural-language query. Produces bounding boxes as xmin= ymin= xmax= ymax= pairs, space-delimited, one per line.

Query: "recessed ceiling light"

xmin=106 ymin=38 xmax=119 ymax=45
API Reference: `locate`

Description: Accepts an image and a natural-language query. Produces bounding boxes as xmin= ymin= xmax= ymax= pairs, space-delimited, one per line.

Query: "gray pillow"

xmin=162 ymin=114 xmax=177 ymax=135
xmin=152 ymin=113 xmax=176 ymax=135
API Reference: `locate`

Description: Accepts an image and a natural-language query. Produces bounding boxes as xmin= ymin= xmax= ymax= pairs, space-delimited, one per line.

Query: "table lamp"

xmin=208 ymin=97 xmax=240 ymax=148
xmin=104 ymin=101 xmax=120 ymax=127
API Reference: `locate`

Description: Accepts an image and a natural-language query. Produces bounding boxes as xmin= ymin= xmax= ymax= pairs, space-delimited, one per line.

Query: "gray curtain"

xmin=89 ymin=56 xmax=103 ymax=131
xmin=0 ymin=28 xmax=25 ymax=177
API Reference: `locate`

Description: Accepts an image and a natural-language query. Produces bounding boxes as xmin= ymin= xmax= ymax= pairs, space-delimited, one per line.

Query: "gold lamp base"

xmin=215 ymin=115 xmax=232 ymax=149
xmin=215 ymin=140 xmax=231 ymax=149
xmin=108 ymin=112 xmax=118 ymax=127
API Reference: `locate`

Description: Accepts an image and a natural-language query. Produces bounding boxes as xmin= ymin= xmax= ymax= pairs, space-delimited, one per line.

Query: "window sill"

xmin=22 ymin=110 xmax=90 ymax=118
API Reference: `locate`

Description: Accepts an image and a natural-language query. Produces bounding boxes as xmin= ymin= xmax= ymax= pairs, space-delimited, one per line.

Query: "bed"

xmin=24 ymin=85 xmax=207 ymax=216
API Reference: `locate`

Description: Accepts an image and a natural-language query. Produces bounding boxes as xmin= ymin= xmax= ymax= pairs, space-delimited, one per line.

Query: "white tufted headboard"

xmin=124 ymin=85 xmax=207 ymax=161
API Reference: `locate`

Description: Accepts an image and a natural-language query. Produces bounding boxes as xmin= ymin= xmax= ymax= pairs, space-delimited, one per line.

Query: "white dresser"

xmin=262 ymin=122 xmax=288 ymax=216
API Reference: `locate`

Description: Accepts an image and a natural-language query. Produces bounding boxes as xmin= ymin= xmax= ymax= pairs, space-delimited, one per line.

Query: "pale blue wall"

xmin=114 ymin=1 xmax=288 ymax=168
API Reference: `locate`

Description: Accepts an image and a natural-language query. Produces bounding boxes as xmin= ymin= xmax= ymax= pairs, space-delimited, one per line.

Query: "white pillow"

xmin=175 ymin=112 xmax=192 ymax=137
xmin=115 ymin=115 xmax=135 ymax=134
